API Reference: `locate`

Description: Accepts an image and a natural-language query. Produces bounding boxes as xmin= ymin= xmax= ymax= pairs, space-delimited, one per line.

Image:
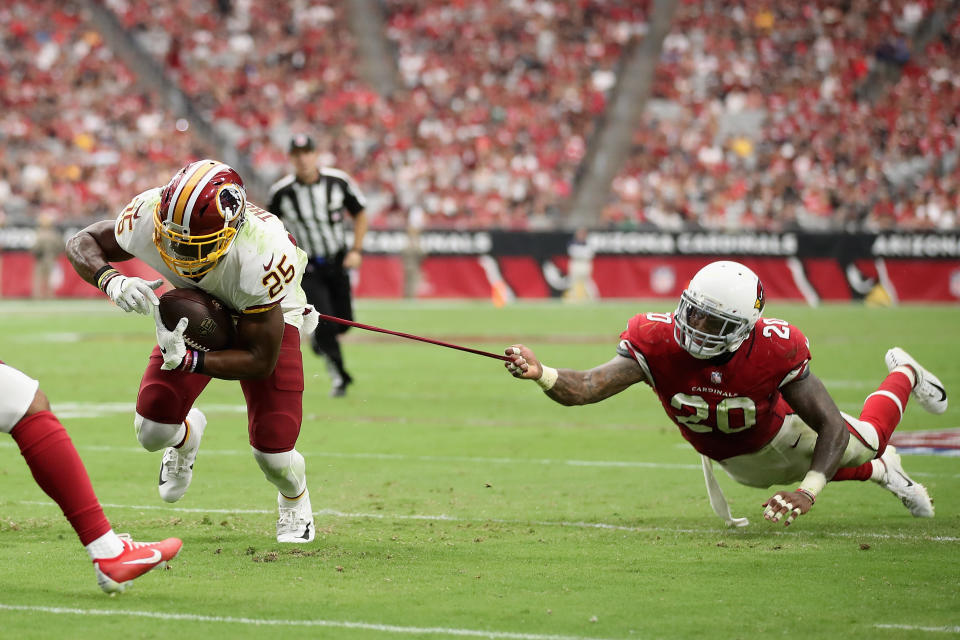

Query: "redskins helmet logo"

xmin=754 ymin=280 xmax=765 ymax=311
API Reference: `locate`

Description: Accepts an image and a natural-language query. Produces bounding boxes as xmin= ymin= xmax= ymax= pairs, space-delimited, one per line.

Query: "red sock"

xmin=832 ymin=462 xmax=874 ymax=482
xmin=11 ymin=411 xmax=111 ymax=545
xmin=859 ymin=371 xmax=913 ymax=455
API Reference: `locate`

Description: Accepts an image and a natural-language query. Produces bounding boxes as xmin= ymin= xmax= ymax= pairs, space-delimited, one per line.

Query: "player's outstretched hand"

xmin=504 ymin=345 xmax=543 ymax=380
xmin=105 ymin=275 xmax=163 ymax=315
xmin=154 ymin=306 xmax=189 ymax=370
xmin=762 ymin=490 xmax=814 ymax=527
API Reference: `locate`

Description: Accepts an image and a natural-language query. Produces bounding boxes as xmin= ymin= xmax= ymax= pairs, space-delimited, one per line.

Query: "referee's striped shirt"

xmin=267 ymin=168 xmax=366 ymax=261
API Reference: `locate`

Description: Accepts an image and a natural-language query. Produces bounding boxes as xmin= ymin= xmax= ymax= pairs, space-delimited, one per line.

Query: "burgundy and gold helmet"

xmin=154 ymin=159 xmax=246 ymax=277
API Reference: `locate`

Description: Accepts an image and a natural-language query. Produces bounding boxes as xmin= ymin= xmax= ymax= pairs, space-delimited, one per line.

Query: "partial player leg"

xmin=1 ymin=365 xmax=183 ymax=594
xmin=853 ymin=364 xmax=915 ymax=456
xmin=143 ymin=408 xmax=207 ymax=503
xmin=830 ymin=359 xmax=934 ymax=516
xmin=832 ymin=446 xmax=933 ymax=517
xmin=12 ymin=409 xmax=114 ymax=548
xmin=313 ymin=324 xmax=352 ymax=396
xmin=302 ymin=266 xmax=352 ymax=395
xmin=136 ymin=346 xmax=210 ymax=502
xmin=15 ymin=411 xmax=184 ymax=592
xmin=0 ymin=365 xmax=113 ymax=548
xmin=242 ymin=325 xmax=314 ymax=542
xmin=253 ymin=449 xmax=315 ymax=543
xmin=327 ymin=266 xmax=356 ymax=396
xmin=885 ymin=347 xmax=948 ymax=414
xmin=93 ymin=534 xmax=183 ymax=594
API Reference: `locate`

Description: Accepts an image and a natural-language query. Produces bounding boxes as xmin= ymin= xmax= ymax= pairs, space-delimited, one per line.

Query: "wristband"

xmin=178 ymin=350 xmax=204 ymax=374
xmin=798 ymin=470 xmax=827 ymax=499
xmin=795 ymin=487 xmax=816 ymax=504
xmin=536 ymin=365 xmax=559 ymax=390
xmin=95 ymin=265 xmax=121 ymax=292
xmin=178 ymin=350 xmax=195 ymax=373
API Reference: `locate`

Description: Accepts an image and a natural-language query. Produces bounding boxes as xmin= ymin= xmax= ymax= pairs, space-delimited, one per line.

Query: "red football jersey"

xmin=618 ymin=312 xmax=811 ymax=460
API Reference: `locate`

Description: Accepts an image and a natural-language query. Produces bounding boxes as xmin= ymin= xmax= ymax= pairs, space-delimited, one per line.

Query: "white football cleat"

xmin=277 ymin=489 xmax=315 ymax=543
xmin=876 ymin=446 xmax=934 ymax=518
xmin=158 ymin=408 xmax=206 ymax=503
xmin=885 ymin=347 xmax=948 ymax=415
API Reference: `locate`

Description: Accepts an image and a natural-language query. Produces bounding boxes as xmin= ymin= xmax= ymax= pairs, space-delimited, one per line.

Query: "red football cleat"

xmin=93 ymin=534 xmax=183 ymax=594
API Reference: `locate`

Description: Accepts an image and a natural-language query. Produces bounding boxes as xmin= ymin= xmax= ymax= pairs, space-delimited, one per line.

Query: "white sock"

xmin=86 ymin=529 xmax=125 ymax=560
xmin=254 ymin=449 xmax=306 ymax=498
xmin=175 ymin=422 xmax=192 ymax=449
xmin=892 ymin=365 xmax=917 ymax=389
xmin=869 ymin=459 xmax=886 ymax=483
xmin=279 ymin=488 xmax=308 ymax=506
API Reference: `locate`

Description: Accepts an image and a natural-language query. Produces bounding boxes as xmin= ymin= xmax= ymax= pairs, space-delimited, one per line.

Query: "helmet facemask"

xmin=673 ymin=261 xmax=764 ymax=359
xmin=674 ymin=290 xmax=752 ymax=359
xmin=154 ymin=162 xmax=246 ymax=278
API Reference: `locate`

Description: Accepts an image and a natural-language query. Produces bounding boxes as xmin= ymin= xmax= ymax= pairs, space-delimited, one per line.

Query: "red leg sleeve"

xmin=859 ymin=371 xmax=913 ymax=456
xmin=11 ymin=411 xmax=111 ymax=545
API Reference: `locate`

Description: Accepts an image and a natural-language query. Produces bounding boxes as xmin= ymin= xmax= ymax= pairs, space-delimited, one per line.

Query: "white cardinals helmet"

xmin=674 ymin=261 xmax=765 ymax=359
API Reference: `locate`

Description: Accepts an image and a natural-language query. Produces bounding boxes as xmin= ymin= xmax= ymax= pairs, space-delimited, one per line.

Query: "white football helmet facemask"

xmin=674 ymin=261 xmax=765 ymax=359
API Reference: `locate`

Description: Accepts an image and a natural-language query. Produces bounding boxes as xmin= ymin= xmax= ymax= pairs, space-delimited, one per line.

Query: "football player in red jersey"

xmin=504 ymin=261 xmax=948 ymax=526
xmin=1 ymin=361 xmax=182 ymax=593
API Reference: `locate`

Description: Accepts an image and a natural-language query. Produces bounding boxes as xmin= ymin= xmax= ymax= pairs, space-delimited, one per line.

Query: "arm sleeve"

xmin=343 ymin=178 xmax=366 ymax=216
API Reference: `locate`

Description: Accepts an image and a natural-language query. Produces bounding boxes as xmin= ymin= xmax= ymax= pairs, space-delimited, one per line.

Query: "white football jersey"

xmin=114 ymin=188 xmax=310 ymax=328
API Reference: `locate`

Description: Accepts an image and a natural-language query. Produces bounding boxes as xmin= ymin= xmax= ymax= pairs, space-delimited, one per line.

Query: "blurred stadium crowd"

xmin=1 ymin=0 xmax=957 ymax=231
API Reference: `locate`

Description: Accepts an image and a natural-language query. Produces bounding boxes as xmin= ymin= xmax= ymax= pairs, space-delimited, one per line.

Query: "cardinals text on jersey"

xmin=618 ymin=312 xmax=811 ymax=460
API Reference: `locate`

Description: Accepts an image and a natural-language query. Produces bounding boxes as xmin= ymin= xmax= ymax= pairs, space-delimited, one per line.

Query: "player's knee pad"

xmin=134 ymin=413 xmax=183 ymax=452
xmin=841 ymin=414 xmax=880 ymax=467
xmin=252 ymin=448 xmax=306 ymax=496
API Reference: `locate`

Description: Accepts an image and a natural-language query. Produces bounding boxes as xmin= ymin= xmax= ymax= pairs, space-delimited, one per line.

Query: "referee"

xmin=268 ymin=134 xmax=368 ymax=397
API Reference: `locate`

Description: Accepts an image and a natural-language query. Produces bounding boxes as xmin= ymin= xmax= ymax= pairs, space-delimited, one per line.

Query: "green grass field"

xmin=1 ymin=298 xmax=958 ymax=639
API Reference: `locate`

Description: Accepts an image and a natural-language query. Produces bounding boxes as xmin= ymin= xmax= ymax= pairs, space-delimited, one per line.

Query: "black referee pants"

xmin=301 ymin=260 xmax=354 ymax=382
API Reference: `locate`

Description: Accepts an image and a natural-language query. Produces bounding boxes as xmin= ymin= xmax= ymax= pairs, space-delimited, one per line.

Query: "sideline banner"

xmin=2 ymin=230 xmax=959 ymax=302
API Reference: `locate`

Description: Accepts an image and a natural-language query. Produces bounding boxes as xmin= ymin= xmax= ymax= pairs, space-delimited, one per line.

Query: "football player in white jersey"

xmin=66 ymin=159 xmax=319 ymax=543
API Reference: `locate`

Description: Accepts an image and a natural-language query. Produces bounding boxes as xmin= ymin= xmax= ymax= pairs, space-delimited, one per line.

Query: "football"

xmin=158 ymin=288 xmax=236 ymax=352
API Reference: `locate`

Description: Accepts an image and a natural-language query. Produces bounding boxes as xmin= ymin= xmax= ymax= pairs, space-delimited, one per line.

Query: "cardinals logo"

xmin=754 ymin=280 xmax=765 ymax=311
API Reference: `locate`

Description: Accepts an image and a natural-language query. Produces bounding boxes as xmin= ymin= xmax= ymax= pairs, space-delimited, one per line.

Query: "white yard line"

xmin=0 ymin=440 xmax=700 ymax=470
xmin=0 ymin=604 xmax=622 ymax=640
xmin=15 ymin=500 xmax=960 ymax=543
xmin=2 ymin=440 xmax=957 ymax=476
xmin=1 ymin=605 xmax=955 ymax=638
xmin=875 ymin=624 xmax=960 ymax=634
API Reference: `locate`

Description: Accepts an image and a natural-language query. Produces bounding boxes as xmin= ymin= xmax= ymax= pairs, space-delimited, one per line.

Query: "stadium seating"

xmin=4 ymin=0 xmax=956 ymax=231
xmin=108 ymin=0 xmax=648 ymax=229
xmin=0 ymin=1 xmax=201 ymax=224
xmin=608 ymin=0 xmax=959 ymax=230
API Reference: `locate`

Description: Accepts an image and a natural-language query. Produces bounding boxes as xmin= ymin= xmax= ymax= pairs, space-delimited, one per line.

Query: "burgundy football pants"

xmin=135 ymin=323 xmax=304 ymax=453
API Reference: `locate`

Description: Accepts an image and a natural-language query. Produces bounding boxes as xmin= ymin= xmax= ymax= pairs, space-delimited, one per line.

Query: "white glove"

xmin=154 ymin=306 xmax=189 ymax=370
xmin=105 ymin=275 xmax=163 ymax=314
